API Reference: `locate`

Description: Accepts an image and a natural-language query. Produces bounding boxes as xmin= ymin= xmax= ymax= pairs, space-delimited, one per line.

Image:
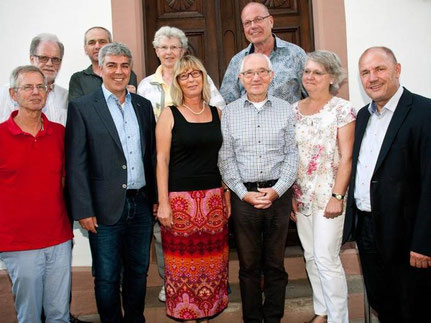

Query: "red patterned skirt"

xmin=161 ymin=187 xmax=229 ymax=320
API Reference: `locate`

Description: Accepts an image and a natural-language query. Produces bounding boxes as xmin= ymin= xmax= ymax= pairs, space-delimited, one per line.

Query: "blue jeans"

xmin=0 ymin=240 xmax=72 ymax=323
xmin=89 ymin=192 xmax=153 ymax=323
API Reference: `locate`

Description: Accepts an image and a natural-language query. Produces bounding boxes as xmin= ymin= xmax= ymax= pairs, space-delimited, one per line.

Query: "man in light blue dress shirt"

xmin=66 ymin=43 xmax=157 ymax=323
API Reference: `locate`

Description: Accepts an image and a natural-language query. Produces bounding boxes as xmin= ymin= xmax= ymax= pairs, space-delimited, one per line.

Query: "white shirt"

xmin=0 ymin=83 xmax=68 ymax=126
xmin=354 ymin=86 xmax=404 ymax=211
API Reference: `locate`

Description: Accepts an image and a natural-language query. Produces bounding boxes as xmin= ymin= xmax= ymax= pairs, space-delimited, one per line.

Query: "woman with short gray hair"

xmin=290 ymin=50 xmax=356 ymax=323
xmin=137 ymin=26 xmax=225 ymax=120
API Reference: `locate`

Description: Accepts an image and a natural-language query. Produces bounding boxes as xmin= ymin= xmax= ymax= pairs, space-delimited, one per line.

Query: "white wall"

xmin=0 ymin=0 xmax=112 ymax=268
xmin=0 ymin=0 xmax=112 ymax=88
xmin=344 ymin=0 xmax=431 ymax=110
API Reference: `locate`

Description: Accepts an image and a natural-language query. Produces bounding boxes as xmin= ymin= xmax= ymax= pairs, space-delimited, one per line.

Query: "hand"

xmin=324 ymin=197 xmax=343 ymax=218
xmin=257 ymin=188 xmax=279 ymax=202
xmin=410 ymin=251 xmax=431 ymax=268
xmin=126 ymin=85 xmax=137 ymax=94
xmin=79 ymin=217 xmax=98 ymax=234
xmin=157 ymin=202 xmax=173 ymax=228
xmin=153 ymin=204 xmax=159 ymax=218
xmin=223 ymin=190 xmax=232 ymax=218
xmin=290 ymin=197 xmax=298 ymax=222
xmin=243 ymin=191 xmax=272 ymax=209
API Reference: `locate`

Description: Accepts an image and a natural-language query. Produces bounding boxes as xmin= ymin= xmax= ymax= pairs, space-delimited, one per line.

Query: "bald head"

xmin=241 ymin=1 xmax=269 ymax=20
xmin=359 ymin=46 xmax=398 ymax=66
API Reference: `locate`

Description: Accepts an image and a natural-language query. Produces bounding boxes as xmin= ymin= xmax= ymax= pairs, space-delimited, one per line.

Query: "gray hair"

xmin=98 ymin=42 xmax=133 ymax=67
xmin=307 ymin=50 xmax=345 ymax=92
xmin=239 ymin=53 xmax=273 ymax=73
xmin=9 ymin=65 xmax=46 ymax=89
xmin=152 ymin=26 xmax=188 ymax=49
xmin=84 ymin=26 xmax=112 ymax=45
xmin=30 ymin=33 xmax=65 ymax=58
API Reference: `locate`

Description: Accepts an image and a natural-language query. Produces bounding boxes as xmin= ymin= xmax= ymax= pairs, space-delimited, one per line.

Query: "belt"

xmin=126 ymin=187 xmax=145 ymax=197
xmin=357 ymin=209 xmax=372 ymax=216
xmin=244 ymin=179 xmax=278 ymax=191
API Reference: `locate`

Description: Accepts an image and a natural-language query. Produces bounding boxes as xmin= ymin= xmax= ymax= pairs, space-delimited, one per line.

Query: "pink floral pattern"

xmin=292 ymin=97 xmax=356 ymax=216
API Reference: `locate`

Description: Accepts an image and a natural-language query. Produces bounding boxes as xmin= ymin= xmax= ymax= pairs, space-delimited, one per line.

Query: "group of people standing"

xmin=0 ymin=2 xmax=430 ymax=323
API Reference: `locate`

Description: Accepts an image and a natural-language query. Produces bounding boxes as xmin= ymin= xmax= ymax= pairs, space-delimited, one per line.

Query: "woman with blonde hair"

xmin=156 ymin=55 xmax=229 ymax=322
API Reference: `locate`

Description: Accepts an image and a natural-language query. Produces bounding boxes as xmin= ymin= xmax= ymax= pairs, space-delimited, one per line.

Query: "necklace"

xmin=182 ymin=101 xmax=206 ymax=115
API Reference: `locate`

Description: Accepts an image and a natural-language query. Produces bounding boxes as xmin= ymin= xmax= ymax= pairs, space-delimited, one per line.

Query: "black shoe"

xmin=70 ymin=314 xmax=92 ymax=323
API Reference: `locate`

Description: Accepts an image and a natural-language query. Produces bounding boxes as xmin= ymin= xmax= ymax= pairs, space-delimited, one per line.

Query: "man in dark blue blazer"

xmin=343 ymin=47 xmax=431 ymax=322
xmin=65 ymin=43 xmax=156 ymax=322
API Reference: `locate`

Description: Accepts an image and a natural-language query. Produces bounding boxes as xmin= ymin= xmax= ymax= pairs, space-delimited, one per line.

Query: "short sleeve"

xmin=337 ymin=99 xmax=356 ymax=128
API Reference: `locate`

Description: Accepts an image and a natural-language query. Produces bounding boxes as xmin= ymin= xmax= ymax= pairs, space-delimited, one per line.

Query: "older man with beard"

xmin=0 ymin=33 xmax=68 ymax=125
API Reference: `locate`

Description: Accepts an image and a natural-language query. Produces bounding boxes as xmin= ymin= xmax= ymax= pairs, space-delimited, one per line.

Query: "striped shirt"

xmin=218 ymin=95 xmax=298 ymax=199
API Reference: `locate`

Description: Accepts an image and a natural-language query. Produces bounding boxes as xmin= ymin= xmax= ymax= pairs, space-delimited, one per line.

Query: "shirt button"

xmin=257 ymin=125 xmax=260 ymax=128
xmin=258 ymin=141 xmax=261 ymax=143
xmin=122 ymin=165 xmax=127 ymax=169
xmin=122 ymin=184 xmax=127 ymax=189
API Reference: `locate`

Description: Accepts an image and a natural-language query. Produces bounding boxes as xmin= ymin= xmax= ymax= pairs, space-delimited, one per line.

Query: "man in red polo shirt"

xmin=0 ymin=65 xmax=73 ymax=323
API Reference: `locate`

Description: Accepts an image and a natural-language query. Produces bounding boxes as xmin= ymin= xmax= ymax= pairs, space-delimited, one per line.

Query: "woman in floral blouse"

xmin=290 ymin=50 xmax=356 ymax=323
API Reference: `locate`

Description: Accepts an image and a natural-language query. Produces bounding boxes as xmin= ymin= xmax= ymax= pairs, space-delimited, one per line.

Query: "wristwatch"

xmin=332 ymin=193 xmax=344 ymax=200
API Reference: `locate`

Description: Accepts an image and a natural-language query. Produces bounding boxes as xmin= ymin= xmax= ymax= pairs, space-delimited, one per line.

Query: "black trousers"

xmin=231 ymin=188 xmax=292 ymax=323
xmin=356 ymin=212 xmax=431 ymax=323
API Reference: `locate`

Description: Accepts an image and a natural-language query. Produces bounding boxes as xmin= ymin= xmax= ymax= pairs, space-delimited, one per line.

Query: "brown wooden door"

xmin=142 ymin=0 xmax=314 ymax=87
xmin=143 ymin=0 xmax=313 ymax=247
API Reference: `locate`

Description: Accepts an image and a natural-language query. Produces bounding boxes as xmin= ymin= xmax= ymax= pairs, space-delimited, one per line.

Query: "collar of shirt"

xmin=101 ymin=84 xmax=131 ymax=107
xmin=248 ymin=34 xmax=280 ymax=54
xmin=83 ymin=64 xmax=100 ymax=78
xmin=151 ymin=65 xmax=169 ymax=86
xmin=7 ymin=110 xmax=52 ymax=137
xmin=367 ymin=86 xmax=404 ymax=117
xmin=244 ymin=96 xmax=270 ymax=111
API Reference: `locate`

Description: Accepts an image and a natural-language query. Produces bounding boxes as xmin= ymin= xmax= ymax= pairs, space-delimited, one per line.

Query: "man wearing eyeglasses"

xmin=220 ymin=2 xmax=306 ymax=105
xmin=218 ymin=53 xmax=298 ymax=323
xmin=0 ymin=65 xmax=73 ymax=323
xmin=68 ymin=26 xmax=138 ymax=102
xmin=0 ymin=33 xmax=68 ymax=125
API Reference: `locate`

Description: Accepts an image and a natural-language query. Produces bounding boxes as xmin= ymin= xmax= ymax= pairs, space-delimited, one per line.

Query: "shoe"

xmin=70 ymin=314 xmax=92 ymax=323
xmin=158 ymin=285 xmax=166 ymax=302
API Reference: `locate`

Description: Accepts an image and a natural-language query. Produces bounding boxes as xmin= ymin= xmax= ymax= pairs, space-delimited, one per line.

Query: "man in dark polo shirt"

xmin=68 ymin=26 xmax=138 ymax=101
xmin=0 ymin=65 xmax=73 ymax=322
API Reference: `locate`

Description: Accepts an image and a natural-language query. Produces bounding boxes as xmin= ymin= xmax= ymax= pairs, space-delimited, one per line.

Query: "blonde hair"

xmin=171 ymin=55 xmax=211 ymax=106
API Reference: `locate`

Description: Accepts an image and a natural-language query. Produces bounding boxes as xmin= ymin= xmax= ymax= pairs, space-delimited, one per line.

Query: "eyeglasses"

xmin=242 ymin=15 xmax=271 ymax=28
xmin=241 ymin=69 xmax=272 ymax=79
xmin=32 ymin=55 xmax=62 ymax=65
xmin=15 ymin=84 xmax=48 ymax=93
xmin=303 ymin=69 xmax=328 ymax=77
xmin=156 ymin=45 xmax=183 ymax=52
xmin=177 ymin=70 xmax=202 ymax=81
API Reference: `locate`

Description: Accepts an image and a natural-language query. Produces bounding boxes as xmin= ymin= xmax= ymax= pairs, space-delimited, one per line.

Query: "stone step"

xmin=1 ymin=245 xmax=368 ymax=322
xmin=76 ymin=276 xmax=375 ymax=323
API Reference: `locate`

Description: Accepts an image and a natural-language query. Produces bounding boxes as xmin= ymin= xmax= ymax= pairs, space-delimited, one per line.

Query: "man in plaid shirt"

xmin=218 ymin=53 xmax=298 ymax=323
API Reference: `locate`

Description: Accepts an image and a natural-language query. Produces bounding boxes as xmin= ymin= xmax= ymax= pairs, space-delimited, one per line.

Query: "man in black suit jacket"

xmin=66 ymin=43 xmax=156 ymax=322
xmin=343 ymin=47 xmax=431 ymax=322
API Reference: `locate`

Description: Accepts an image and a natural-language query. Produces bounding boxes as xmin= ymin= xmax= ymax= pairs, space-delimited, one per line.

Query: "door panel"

xmin=143 ymin=0 xmax=313 ymax=87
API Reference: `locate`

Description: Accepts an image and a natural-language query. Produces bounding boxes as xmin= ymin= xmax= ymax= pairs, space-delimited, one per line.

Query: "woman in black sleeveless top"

xmin=156 ymin=55 xmax=230 ymax=322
